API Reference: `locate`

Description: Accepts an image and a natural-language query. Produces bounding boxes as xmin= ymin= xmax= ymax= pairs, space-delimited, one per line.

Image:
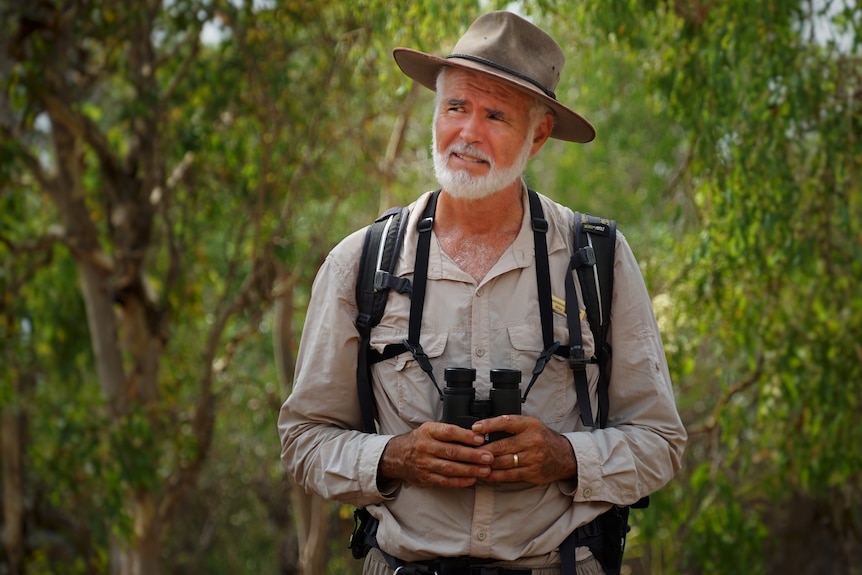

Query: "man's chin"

xmin=440 ymin=182 xmax=497 ymax=201
xmin=444 ymin=176 xmax=524 ymax=200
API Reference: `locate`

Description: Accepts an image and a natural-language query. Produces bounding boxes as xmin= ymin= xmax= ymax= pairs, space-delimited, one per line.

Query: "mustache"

xmin=445 ymin=143 xmax=493 ymax=166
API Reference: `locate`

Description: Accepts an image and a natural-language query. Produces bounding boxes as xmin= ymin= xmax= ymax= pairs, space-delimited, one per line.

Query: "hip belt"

xmin=391 ymin=555 xmax=532 ymax=575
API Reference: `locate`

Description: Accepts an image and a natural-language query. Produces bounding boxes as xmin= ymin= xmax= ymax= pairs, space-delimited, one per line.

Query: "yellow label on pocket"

xmin=552 ymin=295 xmax=566 ymax=314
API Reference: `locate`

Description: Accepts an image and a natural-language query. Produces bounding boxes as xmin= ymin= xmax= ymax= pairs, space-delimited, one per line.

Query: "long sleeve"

xmin=277 ymin=228 xmax=394 ymax=509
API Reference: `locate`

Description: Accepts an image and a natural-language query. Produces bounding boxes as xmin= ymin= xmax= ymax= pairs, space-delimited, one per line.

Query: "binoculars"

xmin=441 ymin=367 xmax=522 ymax=442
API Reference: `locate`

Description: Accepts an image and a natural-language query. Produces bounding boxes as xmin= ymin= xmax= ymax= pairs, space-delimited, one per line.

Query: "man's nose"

xmin=458 ymin=112 xmax=483 ymax=144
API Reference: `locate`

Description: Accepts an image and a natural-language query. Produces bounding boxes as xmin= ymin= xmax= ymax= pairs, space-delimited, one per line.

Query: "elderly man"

xmin=278 ymin=11 xmax=686 ymax=575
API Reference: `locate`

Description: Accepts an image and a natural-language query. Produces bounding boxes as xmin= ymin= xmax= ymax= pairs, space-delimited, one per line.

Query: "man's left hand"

xmin=471 ymin=415 xmax=577 ymax=484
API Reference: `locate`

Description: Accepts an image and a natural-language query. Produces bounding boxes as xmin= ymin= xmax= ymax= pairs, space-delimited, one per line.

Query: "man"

xmin=278 ymin=11 xmax=686 ymax=575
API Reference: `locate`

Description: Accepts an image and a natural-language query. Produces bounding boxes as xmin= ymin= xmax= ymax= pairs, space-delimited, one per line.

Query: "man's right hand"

xmin=378 ymin=422 xmax=494 ymax=488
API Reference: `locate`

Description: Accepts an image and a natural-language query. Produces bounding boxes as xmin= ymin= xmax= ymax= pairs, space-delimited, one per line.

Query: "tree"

xmin=571 ymin=0 xmax=862 ymax=572
xmin=0 ymin=0 xmax=483 ymax=573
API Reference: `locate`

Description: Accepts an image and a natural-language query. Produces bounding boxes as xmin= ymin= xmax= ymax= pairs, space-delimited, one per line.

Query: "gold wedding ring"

xmin=513 ymin=453 xmax=519 ymax=468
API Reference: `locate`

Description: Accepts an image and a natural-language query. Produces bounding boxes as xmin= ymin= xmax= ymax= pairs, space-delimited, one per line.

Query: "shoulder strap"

xmin=520 ymin=190 xmax=561 ymax=402
xmin=355 ymin=206 xmax=411 ymax=433
xmin=571 ymin=212 xmax=616 ymax=429
xmin=562 ymin=213 xmax=622 ymax=575
xmin=402 ymin=191 xmax=442 ymax=398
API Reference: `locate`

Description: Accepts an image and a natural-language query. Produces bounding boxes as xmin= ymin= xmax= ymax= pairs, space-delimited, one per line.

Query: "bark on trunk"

xmin=1 ymin=407 xmax=24 ymax=575
xmin=290 ymin=486 xmax=328 ymax=575
xmin=274 ymin=279 xmax=328 ymax=574
xmin=110 ymin=492 xmax=162 ymax=575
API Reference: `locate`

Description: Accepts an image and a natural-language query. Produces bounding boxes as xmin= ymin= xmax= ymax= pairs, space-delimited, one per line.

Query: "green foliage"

xmin=574 ymin=0 xmax=862 ymax=572
xmin=4 ymin=0 xmax=861 ymax=573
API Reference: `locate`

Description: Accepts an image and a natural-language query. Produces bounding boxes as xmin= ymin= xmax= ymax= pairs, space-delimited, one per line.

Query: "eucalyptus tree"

xmin=565 ymin=1 xmax=862 ymax=572
xmin=0 ymin=0 xmax=434 ymax=572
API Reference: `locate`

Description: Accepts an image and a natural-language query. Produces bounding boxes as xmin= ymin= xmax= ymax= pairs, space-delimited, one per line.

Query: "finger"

xmin=429 ymin=421 xmax=487 ymax=446
xmin=489 ymin=450 xmax=524 ymax=471
xmin=434 ymin=440 xmax=494 ymax=467
xmin=411 ymin=451 xmax=492 ymax=487
xmin=471 ymin=414 xmax=530 ymax=437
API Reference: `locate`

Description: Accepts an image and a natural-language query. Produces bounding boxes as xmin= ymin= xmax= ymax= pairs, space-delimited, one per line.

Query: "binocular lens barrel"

xmin=444 ymin=367 xmax=477 ymax=387
xmin=441 ymin=368 xmax=522 ymax=438
xmin=490 ymin=368 xmax=521 ymax=389
xmin=442 ymin=368 xmax=477 ymax=429
xmin=488 ymin=369 xmax=522 ymax=441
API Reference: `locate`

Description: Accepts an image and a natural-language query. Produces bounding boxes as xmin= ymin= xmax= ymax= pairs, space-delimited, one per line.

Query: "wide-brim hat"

xmin=393 ymin=11 xmax=595 ymax=143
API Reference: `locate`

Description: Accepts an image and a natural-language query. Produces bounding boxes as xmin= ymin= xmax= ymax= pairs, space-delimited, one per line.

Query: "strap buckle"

xmin=572 ymin=246 xmax=596 ymax=269
xmin=402 ymin=339 xmax=442 ymax=399
xmin=418 ymin=216 xmax=434 ymax=233
xmin=532 ymin=341 xmax=561 ymax=376
xmin=567 ymin=345 xmax=587 ymax=369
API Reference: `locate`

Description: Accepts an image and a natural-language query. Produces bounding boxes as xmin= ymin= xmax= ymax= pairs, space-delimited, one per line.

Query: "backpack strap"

xmin=571 ymin=212 xmax=616 ymax=428
xmin=356 ymin=190 xmax=443 ymax=424
xmin=521 ymin=190 xmax=562 ymax=402
xmin=524 ymin=202 xmax=615 ymax=429
xmin=562 ymin=213 xmax=625 ymax=575
xmin=355 ymin=206 xmax=411 ymax=433
xmin=402 ymin=191 xmax=443 ymax=398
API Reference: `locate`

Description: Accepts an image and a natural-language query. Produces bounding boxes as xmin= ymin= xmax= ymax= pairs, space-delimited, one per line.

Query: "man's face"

xmin=432 ymin=69 xmax=545 ymax=201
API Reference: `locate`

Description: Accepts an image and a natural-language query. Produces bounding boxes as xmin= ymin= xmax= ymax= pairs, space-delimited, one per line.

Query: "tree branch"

xmin=161 ymin=27 xmax=203 ymax=105
xmin=0 ymin=125 xmax=54 ymax=192
xmin=160 ymin=251 xmax=276 ymax=519
xmin=40 ymin=92 xmax=124 ymax=187
xmin=687 ymin=353 xmax=764 ymax=436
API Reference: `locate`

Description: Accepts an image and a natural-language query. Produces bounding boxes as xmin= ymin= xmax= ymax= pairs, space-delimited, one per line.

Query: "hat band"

xmin=445 ymin=53 xmax=557 ymax=100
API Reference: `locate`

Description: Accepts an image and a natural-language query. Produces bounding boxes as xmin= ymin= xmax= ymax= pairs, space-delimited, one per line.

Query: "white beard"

xmin=432 ymin=130 xmax=533 ymax=201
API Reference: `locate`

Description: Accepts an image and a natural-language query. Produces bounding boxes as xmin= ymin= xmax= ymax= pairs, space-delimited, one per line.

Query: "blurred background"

xmin=1 ymin=0 xmax=860 ymax=573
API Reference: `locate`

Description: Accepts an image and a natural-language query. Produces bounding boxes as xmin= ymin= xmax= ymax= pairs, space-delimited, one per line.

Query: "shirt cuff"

xmin=564 ymin=431 xmax=602 ymax=502
xmin=361 ymin=434 xmax=401 ymax=500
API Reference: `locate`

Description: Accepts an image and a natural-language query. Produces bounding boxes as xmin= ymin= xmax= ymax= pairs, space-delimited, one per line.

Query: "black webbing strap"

xmin=565 ymin=255 xmax=594 ymax=429
xmin=355 ymin=207 xmax=410 ymax=433
xmin=529 ymin=190 xmax=555 ymax=355
xmin=521 ymin=190 xmax=562 ymax=403
xmin=403 ymin=190 xmax=443 ymax=398
xmin=572 ymin=213 xmax=616 ymax=428
xmin=566 ymin=215 xmax=594 ymax=428
xmin=559 ymin=526 xmax=579 ymax=575
xmin=521 ymin=192 xmax=602 ymax=431
xmin=561 ymin=213 xmax=630 ymax=575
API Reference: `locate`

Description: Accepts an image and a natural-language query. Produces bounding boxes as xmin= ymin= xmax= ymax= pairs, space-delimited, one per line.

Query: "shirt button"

xmin=476 ymin=348 xmax=485 ymax=357
xmin=583 ymin=488 xmax=592 ymax=498
xmin=476 ymin=287 xmax=484 ymax=297
xmin=477 ymin=531 xmax=487 ymax=541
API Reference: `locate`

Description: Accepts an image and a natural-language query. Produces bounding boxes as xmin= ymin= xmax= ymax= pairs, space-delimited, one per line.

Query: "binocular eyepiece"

xmin=441 ymin=367 xmax=522 ymax=442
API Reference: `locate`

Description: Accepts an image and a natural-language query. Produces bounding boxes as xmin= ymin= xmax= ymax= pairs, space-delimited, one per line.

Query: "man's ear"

xmin=529 ymin=112 xmax=555 ymax=157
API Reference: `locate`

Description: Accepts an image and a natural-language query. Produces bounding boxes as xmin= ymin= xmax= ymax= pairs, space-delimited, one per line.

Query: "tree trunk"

xmin=1 ymin=406 xmax=24 ymax=575
xmin=110 ymin=492 xmax=162 ymax=575
xmin=274 ymin=278 xmax=329 ymax=574
xmin=290 ymin=487 xmax=328 ymax=575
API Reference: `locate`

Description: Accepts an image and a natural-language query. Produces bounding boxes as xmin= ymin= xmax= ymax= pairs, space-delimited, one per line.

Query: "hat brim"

xmin=393 ymin=47 xmax=596 ymax=143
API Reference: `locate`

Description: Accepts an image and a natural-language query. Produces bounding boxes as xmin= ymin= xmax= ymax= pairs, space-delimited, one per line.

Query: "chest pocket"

xmin=506 ymin=314 xmax=597 ymax=425
xmin=370 ymin=331 xmax=449 ymax=425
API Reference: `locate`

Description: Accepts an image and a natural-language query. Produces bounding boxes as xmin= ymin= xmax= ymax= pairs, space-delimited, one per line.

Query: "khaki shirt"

xmin=278 ymin=190 xmax=686 ymax=564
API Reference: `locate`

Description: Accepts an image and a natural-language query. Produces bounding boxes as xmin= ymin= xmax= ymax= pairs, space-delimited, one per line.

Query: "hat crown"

xmin=449 ymin=11 xmax=564 ymax=97
xmin=391 ymin=11 xmax=595 ymax=142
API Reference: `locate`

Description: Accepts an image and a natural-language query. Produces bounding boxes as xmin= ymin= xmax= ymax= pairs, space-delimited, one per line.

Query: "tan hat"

xmin=393 ymin=11 xmax=595 ymax=143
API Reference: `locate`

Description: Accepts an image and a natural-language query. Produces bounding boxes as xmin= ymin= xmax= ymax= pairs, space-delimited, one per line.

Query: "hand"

xmin=379 ymin=422 xmax=494 ymax=488
xmin=471 ymin=415 xmax=577 ymax=484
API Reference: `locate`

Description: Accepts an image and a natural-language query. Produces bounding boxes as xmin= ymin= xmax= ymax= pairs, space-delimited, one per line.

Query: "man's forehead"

xmin=442 ymin=68 xmax=533 ymax=107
